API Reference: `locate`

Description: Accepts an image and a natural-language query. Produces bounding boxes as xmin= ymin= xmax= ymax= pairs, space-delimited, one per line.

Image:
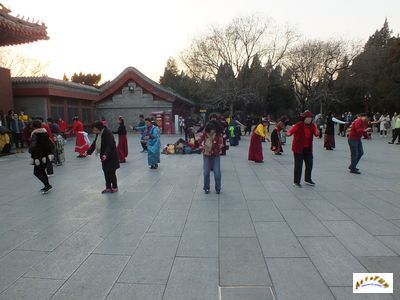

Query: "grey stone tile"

xmin=269 ymin=192 xmax=306 ymax=210
xmin=219 ymin=209 xmax=256 ymax=237
xmin=17 ymin=218 xmax=88 ymax=252
xmin=280 ymin=209 xmax=332 ymax=236
xmin=163 ymin=257 xmax=218 ymax=300
xmin=187 ymin=200 xmax=218 ymax=222
xmin=106 ymin=283 xmax=164 ymax=300
xmin=377 ymin=236 xmax=400 ymax=255
xmin=147 ymin=210 xmax=188 ymax=236
xmin=255 ymin=222 xmax=306 ymax=257
xmin=220 ymin=237 xmax=271 ymax=286
xmin=0 ymin=229 xmax=37 ymax=259
xmin=220 ymin=287 xmax=275 ymax=300
xmin=25 ymin=233 xmax=103 ymax=280
xmin=118 ymin=236 xmax=179 ymax=284
xmin=302 ymin=200 xmax=350 ymax=221
xmin=319 ymin=191 xmax=365 ymax=209
xmin=219 ymin=197 xmax=248 ymax=210
xmin=323 ymin=221 xmax=396 ymax=256
xmin=247 ymin=201 xmax=284 ymax=222
xmin=177 ymin=221 xmax=218 ymax=258
xmin=357 ymin=256 xmax=400 ymax=300
xmin=0 ymin=250 xmax=48 ymax=293
xmin=267 ymin=258 xmax=335 ymax=300
xmin=356 ymin=196 xmax=400 ymax=220
xmin=0 ymin=277 xmax=64 ymax=300
xmin=330 ymin=286 xmax=395 ymax=300
xmin=299 ymin=237 xmax=367 ymax=286
xmin=51 ymin=254 xmax=129 ymax=300
xmin=342 ymin=208 xmax=400 ymax=235
xmin=94 ymin=218 xmax=152 ymax=255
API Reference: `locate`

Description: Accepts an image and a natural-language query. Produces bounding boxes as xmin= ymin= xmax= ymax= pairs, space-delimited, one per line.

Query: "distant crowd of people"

xmin=1 ymin=108 xmax=399 ymax=196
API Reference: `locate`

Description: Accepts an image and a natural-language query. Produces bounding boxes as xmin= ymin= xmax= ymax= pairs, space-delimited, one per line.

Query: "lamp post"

xmin=364 ymin=93 xmax=371 ymax=113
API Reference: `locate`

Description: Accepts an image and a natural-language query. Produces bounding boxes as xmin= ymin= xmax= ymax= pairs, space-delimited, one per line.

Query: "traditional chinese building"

xmin=0 ymin=3 xmax=49 ymax=125
xmin=12 ymin=67 xmax=194 ymax=133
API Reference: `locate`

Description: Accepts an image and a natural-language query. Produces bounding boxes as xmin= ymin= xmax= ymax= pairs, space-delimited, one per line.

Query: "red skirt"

xmin=75 ymin=132 xmax=90 ymax=154
xmin=324 ymin=134 xmax=335 ymax=150
xmin=248 ymin=133 xmax=263 ymax=162
xmin=117 ymin=134 xmax=128 ymax=161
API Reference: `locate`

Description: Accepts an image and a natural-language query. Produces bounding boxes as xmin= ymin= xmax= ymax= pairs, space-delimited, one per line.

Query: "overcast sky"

xmin=5 ymin=0 xmax=400 ymax=82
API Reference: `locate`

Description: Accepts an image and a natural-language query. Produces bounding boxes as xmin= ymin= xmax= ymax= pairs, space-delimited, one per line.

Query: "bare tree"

xmin=0 ymin=48 xmax=48 ymax=77
xmin=284 ymin=40 xmax=361 ymax=112
xmin=181 ymin=15 xmax=297 ymax=80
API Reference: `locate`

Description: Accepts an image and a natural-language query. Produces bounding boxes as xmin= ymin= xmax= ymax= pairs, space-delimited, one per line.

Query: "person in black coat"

xmin=29 ymin=119 xmax=55 ymax=194
xmin=87 ymin=121 xmax=120 ymax=194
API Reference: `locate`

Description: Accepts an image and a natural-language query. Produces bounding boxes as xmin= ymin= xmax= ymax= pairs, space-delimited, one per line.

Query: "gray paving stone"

xmin=330 ymin=286 xmax=395 ymax=300
xmin=377 ymin=236 xmax=400 ymax=255
xmin=220 ymin=287 xmax=275 ymax=300
xmin=357 ymin=256 xmax=400 ymax=300
xmin=25 ymin=233 xmax=103 ymax=280
xmin=147 ymin=209 xmax=188 ymax=236
xmin=0 ymin=250 xmax=48 ymax=293
xmin=319 ymin=191 xmax=365 ymax=209
xmin=118 ymin=236 xmax=179 ymax=284
xmin=269 ymin=192 xmax=306 ymax=210
xmin=301 ymin=200 xmax=350 ymax=221
xmin=255 ymin=222 xmax=306 ymax=257
xmin=267 ymin=258 xmax=335 ymax=300
xmin=220 ymin=237 xmax=271 ymax=286
xmin=0 ymin=277 xmax=64 ymax=300
xmin=280 ymin=209 xmax=332 ymax=236
xmin=356 ymin=195 xmax=400 ymax=220
xmin=323 ymin=221 xmax=396 ymax=256
xmin=51 ymin=254 xmax=129 ymax=300
xmin=299 ymin=237 xmax=367 ymax=286
xmin=177 ymin=221 xmax=218 ymax=258
xmin=163 ymin=257 xmax=218 ymax=300
xmin=219 ymin=209 xmax=256 ymax=237
xmin=219 ymin=197 xmax=248 ymax=210
xmin=342 ymin=208 xmax=400 ymax=236
xmin=247 ymin=201 xmax=284 ymax=222
xmin=0 ymin=229 xmax=37 ymax=259
xmin=93 ymin=217 xmax=153 ymax=255
xmin=106 ymin=283 xmax=164 ymax=300
xmin=17 ymin=218 xmax=88 ymax=252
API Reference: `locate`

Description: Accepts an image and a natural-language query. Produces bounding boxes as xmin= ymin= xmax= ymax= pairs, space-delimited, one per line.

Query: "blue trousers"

xmin=348 ymin=139 xmax=364 ymax=171
xmin=203 ymin=155 xmax=221 ymax=192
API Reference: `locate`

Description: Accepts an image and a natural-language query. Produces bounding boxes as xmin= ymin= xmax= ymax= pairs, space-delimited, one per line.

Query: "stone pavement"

xmin=0 ymin=132 xmax=399 ymax=300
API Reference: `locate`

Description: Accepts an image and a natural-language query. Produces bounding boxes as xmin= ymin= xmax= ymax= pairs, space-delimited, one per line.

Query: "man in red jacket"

xmin=287 ymin=111 xmax=320 ymax=187
xmin=348 ymin=113 xmax=372 ymax=174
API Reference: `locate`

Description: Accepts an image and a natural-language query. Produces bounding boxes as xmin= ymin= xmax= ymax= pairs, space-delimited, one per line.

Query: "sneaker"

xmin=111 ymin=188 xmax=118 ymax=193
xmin=396 ymin=142 xmax=400 ymax=145
xmin=388 ymin=142 xmax=394 ymax=144
xmin=150 ymin=165 xmax=155 ymax=169
xmin=42 ymin=185 xmax=53 ymax=194
xmin=204 ymin=189 xmax=210 ymax=194
xmin=216 ymin=190 xmax=220 ymax=194
xmin=101 ymin=188 xmax=112 ymax=194
xmin=154 ymin=164 xmax=158 ymax=169
xmin=48 ymin=174 xmax=54 ymax=177
xmin=40 ymin=187 xmax=46 ymax=192
xmin=305 ymin=180 xmax=315 ymax=186
xmin=350 ymin=170 xmax=361 ymax=174
xmin=293 ymin=183 xmax=302 ymax=188
xmin=348 ymin=166 xmax=359 ymax=171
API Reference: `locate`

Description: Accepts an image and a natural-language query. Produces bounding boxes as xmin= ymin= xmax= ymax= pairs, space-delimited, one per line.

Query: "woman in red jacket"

xmin=287 ymin=111 xmax=320 ymax=187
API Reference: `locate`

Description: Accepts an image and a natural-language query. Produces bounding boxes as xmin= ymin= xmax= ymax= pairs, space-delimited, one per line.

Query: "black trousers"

xmin=46 ymin=159 xmax=54 ymax=175
xmin=34 ymin=164 xmax=50 ymax=187
xmin=103 ymin=169 xmax=118 ymax=189
xmin=13 ymin=132 xmax=23 ymax=148
xmin=392 ymin=128 xmax=400 ymax=143
xmin=294 ymin=148 xmax=313 ymax=184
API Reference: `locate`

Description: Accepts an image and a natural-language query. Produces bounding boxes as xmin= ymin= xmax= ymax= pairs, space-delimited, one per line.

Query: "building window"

xmin=50 ymin=106 xmax=64 ymax=120
xmin=82 ymin=108 xmax=92 ymax=124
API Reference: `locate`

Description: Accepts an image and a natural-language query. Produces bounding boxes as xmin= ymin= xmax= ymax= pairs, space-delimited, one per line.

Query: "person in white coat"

xmin=379 ymin=113 xmax=391 ymax=136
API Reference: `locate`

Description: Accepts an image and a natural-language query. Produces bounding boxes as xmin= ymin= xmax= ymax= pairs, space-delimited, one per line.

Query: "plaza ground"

xmin=0 ymin=132 xmax=399 ymax=300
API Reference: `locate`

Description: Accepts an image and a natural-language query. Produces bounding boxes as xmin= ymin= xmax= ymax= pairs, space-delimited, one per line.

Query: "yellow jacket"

xmin=0 ymin=133 xmax=10 ymax=150
xmin=254 ymin=124 xmax=268 ymax=138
